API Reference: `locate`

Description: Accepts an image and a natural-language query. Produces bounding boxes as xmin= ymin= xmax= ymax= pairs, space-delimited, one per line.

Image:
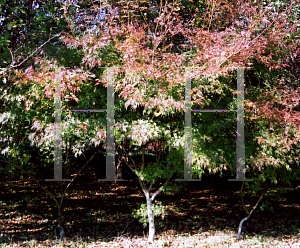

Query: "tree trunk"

xmin=116 ymin=155 xmax=123 ymax=179
xmin=237 ymin=194 xmax=263 ymax=240
xmin=27 ymin=0 xmax=32 ymax=31
xmin=58 ymin=207 xmax=65 ymax=241
xmin=146 ymin=195 xmax=155 ymax=242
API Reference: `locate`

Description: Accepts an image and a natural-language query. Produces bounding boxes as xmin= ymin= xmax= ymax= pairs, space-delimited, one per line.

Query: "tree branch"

xmin=7 ymin=47 xmax=15 ymax=67
xmin=218 ymin=3 xmax=295 ymax=68
xmin=120 ymin=145 xmax=136 ymax=172
xmin=60 ymin=151 xmax=98 ymax=205
xmin=240 ymin=182 xmax=249 ymax=214
xmin=2 ymin=31 xmax=63 ymax=72
xmin=150 ymin=174 xmax=172 ymax=202
xmin=237 ymin=194 xmax=264 ymax=240
xmin=0 ymin=159 xmax=60 ymax=209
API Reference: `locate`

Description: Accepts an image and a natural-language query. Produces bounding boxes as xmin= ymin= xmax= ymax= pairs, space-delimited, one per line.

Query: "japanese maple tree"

xmin=58 ymin=0 xmax=300 ymax=241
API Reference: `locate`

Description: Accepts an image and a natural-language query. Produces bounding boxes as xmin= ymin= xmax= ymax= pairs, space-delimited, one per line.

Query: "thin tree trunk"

xmin=141 ymin=145 xmax=145 ymax=170
xmin=142 ymin=144 xmax=154 ymax=242
xmin=121 ymin=145 xmax=173 ymax=242
xmin=237 ymin=194 xmax=263 ymax=240
xmin=116 ymin=154 xmax=123 ymax=179
xmin=57 ymin=207 xmax=65 ymax=241
xmin=27 ymin=0 xmax=32 ymax=33
xmin=145 ymin=193 xmax=155 ymax=242
xmin=58 ymin=182 xmax=65 ymax=241
xmin=5 ymin=152 xmax=97 ymax=241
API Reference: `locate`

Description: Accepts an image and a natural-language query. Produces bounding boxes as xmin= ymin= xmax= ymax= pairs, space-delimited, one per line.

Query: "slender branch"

xmin=150 ymin=174 xmax=172 ymax=202
xmin=120 ymin=144 xmax=136 ymax=170
xmin=122 ymin=152 xmax=135 ymax=172
xmin=148 ymin=183 xmax=152 ymax=192
xmin=3 ymin=31 xmax=62 ymax=71
xmin=218 ymin=3 xmax=295 ymax=68
xmin=1 ymin=150 xmax=96 ymax=211
xmin=138 ymin=177 xmax=147 ymax=195
xmin=151 ymin=0 xmax=163 ymax=66
xmin=1 ymin=159 xmax=60 ymax=208
xmin=119 ymin=143 xmax=150 ymax=195
xmin=62 ymin=151 xmax=98 ymax=200
xmin=240 ymin=182 xmax=249 ymax=214
xmin=237 ymin=194 xmax=264 ymax=240
xmin=141 ymin=144 xmax=145 ymax=170
xmin=7 ymin=47 xmax=14 ymax=67
xmin=135 ymin=0 xmax=149 ymax=26
xmin=207 ymin=0 xmax=216 ymax=32
xmin=59 ymin=181 xmax=64 ymax=207
xmin=157 ymin=141 xmax=161 ymax=164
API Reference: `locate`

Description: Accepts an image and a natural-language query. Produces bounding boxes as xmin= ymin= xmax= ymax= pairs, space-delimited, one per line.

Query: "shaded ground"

xmin=0 ymin=170 xmax=300 ymax=247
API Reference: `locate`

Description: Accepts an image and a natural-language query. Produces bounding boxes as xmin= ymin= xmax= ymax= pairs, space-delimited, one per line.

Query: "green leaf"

xmin=3 ymin=31 xmax=10 ymax=40
xmin=7 ymin=22 xmax=13 ymax=30
xmin=35 ymin=15 xmax=45 ymax=22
